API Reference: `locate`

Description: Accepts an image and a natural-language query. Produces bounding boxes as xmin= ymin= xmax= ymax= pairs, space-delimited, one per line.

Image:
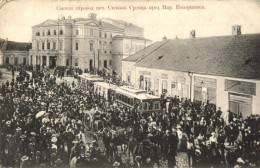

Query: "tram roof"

xmin=116 ymin=87 xmax=160 ymax=100
xmin=79 ymin=74 xmax=104 ymax=81
xmin=93 ymin=82 xmax=118 ymax=89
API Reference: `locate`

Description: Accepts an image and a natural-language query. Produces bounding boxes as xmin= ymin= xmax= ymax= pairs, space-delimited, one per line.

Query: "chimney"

xmin=58 ymin=15 xmax=65 ymax=20
xmin=232 ymin=25 xmax=241 ymax=35
xmin=175 ymin=35 xmax=178 ymax=40
xmin=190 ymin=30 xmax=196 ymax=38
xmin=89 ymin=13 xmax=97 ymax=20
xmin=162 ymin=36 xmax=167 ymax=40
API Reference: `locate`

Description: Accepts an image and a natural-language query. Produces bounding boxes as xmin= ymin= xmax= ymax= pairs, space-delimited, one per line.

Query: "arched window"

xmin=47 ymin=30 xmax=51 ymax=36
xmin=54 ymin=30 xmax=57 ymax=35
xmin=59 ymin=30 xmax=63 ymax=35
xmin=90 ymin=29 xmax=93 ymax=36
xmin=104 ymin=33 xmax=107 ymax=38
xmin=36 ymin=32 xmax=40 ymax=36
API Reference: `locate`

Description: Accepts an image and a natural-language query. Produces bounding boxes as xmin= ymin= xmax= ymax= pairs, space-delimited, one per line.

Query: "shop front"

xmin=194 ymin=76 xmax=217 ymax=105
xmin=225 ymin=79 xmax=256 ymax=118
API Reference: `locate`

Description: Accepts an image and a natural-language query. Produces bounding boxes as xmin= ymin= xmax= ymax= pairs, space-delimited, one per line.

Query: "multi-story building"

xmin=122 ymin=26 xmax=260 ymax=118
xmin=29 ymin=13 xmax=151 ymax=74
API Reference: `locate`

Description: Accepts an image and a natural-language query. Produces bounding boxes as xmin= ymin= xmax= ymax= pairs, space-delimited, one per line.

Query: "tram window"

xmin=149 ymin=102 xmax=153 ymax=110
xmin=130 ymin=99 xmax=133 ymax=105
xmin=154 ymin=102 xmax=159 ymax=110
xmin=143 ymin=103 xmax=148 ymax=111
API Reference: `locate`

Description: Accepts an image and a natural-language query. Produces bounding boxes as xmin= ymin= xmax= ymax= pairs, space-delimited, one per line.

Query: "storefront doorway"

xmin=229 ymin=93 xmax=252 ymax=118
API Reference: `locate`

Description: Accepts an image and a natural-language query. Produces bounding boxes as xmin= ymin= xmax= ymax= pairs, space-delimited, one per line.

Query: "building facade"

xmin=29 ymin=14 xmax=151 ymax=74
xmin=0 ymin=39 xmax=30 ymax=66
xmin=122 ymin=26 xmax=260 ymax=118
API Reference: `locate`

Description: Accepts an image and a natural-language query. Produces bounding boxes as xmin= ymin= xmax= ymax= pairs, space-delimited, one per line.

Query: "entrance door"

xmin=104 ymin=60 xmax=107 ymax=68
xmin=5 ymin=57 xmax=9 ymax=65
xmin=49 ymin=56 xmax=56 ymax=69
xmin=23 ymin=57 xmax=26 ymax=65
xmin=89 ymin=59 xmax=93 ymax=71
xmin=229 ymin=93 xmax=252 ymax=118
xmin=14 ymin=57 xmax=18 ymax=65
xmin=42 ymin=56 xmax=46 ymax=66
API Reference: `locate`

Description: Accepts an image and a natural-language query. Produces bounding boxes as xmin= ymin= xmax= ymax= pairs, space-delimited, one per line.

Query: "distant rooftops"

xmin=0 ymin=38 xmax=31 ymax=51
xmin=123 ymin=33 xmax=260 ymax=80
xmin=32 ymin=14 xmax=143 ymax=31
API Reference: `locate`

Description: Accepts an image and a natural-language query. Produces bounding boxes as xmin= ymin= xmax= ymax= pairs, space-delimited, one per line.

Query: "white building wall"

xmin=193 ymin=73 xmax=260 ymax=117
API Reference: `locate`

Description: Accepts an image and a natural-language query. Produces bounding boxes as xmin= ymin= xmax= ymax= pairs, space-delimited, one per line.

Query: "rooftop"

xmin=125 ymin=34 xmax=260 ymax=80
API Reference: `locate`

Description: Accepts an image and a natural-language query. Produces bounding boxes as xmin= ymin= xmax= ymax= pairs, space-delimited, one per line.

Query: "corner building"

xmin=122 ymin=26 xmax=260 ymax=118
xmin=29 ymin=13 xmax=151 ymax=74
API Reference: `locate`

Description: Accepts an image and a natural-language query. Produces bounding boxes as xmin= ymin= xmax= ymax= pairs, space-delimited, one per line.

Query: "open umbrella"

xmin=36 ymin=111 xmax=46 ymax=118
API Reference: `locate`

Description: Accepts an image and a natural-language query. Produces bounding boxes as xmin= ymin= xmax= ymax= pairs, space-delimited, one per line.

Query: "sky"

xmin=0 ymin=0 xmax=260 ymax=42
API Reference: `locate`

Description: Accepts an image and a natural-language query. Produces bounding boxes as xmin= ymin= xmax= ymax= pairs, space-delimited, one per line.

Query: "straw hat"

xmin=113 ymin=161 xmax=120 ymax=167
xmin=21 ymin=156 xmax=29 ymax=161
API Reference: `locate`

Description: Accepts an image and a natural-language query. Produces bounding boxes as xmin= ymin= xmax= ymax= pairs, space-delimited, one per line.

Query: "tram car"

xmin=93 ymin=82 xmax=118 ymax=101
xmin=114 ymin=86 xmax=161 ymax=113
xmin=78 ymin=74 xmax=104 ymax=90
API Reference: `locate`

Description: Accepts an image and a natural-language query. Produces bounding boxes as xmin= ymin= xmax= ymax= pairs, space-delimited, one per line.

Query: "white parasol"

xmin=36 ymin=111 xmax=46 ymax=118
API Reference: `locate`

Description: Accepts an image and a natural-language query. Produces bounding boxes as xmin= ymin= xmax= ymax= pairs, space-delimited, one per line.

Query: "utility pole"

xmin=97 ymin=49 xmax=100 ymax=72
xmin=93 ymin=49 xmax=96 ymax=74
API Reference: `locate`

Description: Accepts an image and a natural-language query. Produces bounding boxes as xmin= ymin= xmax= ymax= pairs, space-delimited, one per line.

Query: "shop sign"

xmin=139 ymin=70 xmax=151 ymax=76
xmin=161 ymin=74 xmax=168 ymax=79
xmin=225 ymin=79 xmax=256 ymax=96
xmin=194 ymin=76 xmax=217 ymax=88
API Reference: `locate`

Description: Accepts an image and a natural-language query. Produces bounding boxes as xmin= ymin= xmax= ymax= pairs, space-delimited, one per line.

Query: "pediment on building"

xmin=85 ymin=21 xmax=100 ymax=27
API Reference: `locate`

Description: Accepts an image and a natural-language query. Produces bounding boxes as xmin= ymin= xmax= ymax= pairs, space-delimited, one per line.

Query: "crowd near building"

xmin=28 ymin=13 xmax=151 ymax=74
xmin=122 ymin=25 xmax=260 ymax=118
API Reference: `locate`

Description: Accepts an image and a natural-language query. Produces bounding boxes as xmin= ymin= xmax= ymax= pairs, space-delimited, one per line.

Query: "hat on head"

xmin=72 ymin=140 xmax=79 ymax=144
xmin=237 ymin=158 xmax=245 ymax=164
xmin=16 ymin=127 xmax=22 ymax=131
xmin=135 ymin=156 xmax=141 ymax=161
xmin=92 ymin=158 xmax=98 ymax=162
xmin=6 ymin=121 xmax=11 ymax=125
xmin=147 ymin=133 xmax=153 ymax=137
xmin=51 ymin=137 xmax=58 ymax=143
xmin=113 ymin=161 xmax=120 ymax=167
xmin=21 ymin=156 xmax=29 ymax=161
xmin=20 ymin=134 xmax=27 ymax=139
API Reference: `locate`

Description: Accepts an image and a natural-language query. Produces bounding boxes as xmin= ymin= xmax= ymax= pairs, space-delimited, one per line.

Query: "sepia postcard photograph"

xmin=0 ymin=0 xmax=260 ymax=167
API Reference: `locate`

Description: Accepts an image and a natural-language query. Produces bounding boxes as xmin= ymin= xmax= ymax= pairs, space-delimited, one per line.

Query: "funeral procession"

xmin=0 ymin=4 xmax=260 ymax=168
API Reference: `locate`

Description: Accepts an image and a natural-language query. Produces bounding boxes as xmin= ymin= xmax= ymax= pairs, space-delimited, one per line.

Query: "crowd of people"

xmin=0 ymin=67 xmax=259 ymax=168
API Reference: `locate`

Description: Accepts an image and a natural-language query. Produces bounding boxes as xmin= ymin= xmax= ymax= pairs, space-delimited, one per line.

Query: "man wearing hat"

xmin=167 ymin=129 xmax=178 ymax=168
xmin=20 ymin=156 xmax=30 ymax=168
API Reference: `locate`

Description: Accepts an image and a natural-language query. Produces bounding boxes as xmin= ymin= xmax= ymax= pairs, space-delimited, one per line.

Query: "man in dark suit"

xmin=167 ymin=130 xmax=179 ymax=168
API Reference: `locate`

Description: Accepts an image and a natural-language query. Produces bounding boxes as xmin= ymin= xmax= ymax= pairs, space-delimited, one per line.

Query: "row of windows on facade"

xmin=36 ymin=30 xmax=63 ymax=36
xmin=125 ymin=44 xmax=145 ymax=53
xmin=36 ymin=41 xmax=63 ymax=50
xmin=36 ymin=41 xmax=112 ymax=53
xmin=125 ymin=73 xmax=189 ymax=97
xmin=74 ymin=59 xmax=112 ymax=67
xmin=35 ymin=28 xmax=113 ymax=38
